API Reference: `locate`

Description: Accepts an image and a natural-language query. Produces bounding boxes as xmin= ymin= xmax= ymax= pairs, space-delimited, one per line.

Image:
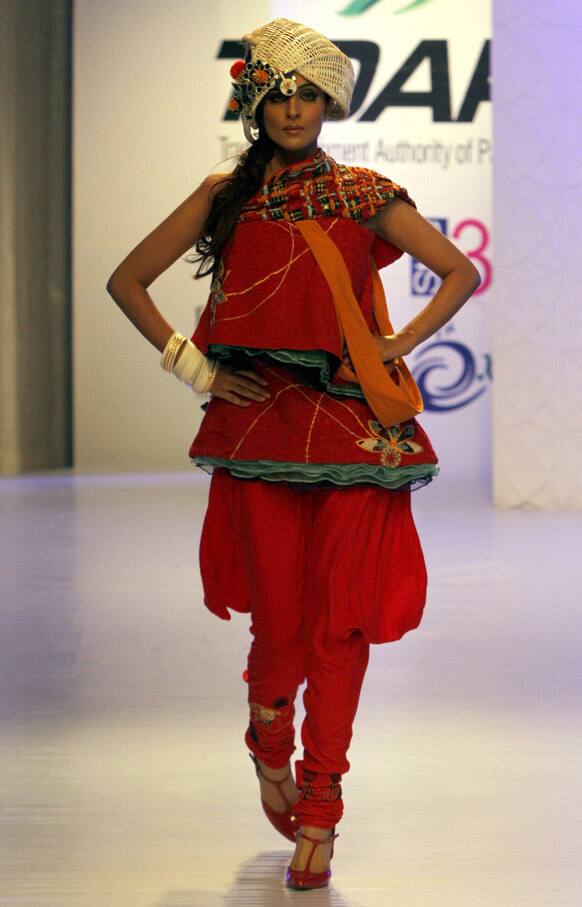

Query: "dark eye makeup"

xmin=266 ymin=86 xmax=321 ymax=104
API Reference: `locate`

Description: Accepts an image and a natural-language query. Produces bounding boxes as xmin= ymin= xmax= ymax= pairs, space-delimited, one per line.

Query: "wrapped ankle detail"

xmin=300 ymin=767 xmax=342 ymax=802
xmin=245 ymin=697 xmax=296 ymax=768
xmin=293 ymin=761 xmax=344 ymax=828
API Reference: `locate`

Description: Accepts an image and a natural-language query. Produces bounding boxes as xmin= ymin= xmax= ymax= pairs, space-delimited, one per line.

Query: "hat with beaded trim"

xmin=228 ymin=18 xmax=354 ymax=143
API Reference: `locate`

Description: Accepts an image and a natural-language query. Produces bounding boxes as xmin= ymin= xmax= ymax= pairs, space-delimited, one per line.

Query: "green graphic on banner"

xmin=340 ymin=0 xmax=432 ymax=15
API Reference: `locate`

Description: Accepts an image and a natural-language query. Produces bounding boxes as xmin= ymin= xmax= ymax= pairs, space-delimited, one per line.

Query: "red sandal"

xmin=249 ymin=752 xmax=298 ymax=842
xmin=285 ymin=827 xmax=339 ymax=890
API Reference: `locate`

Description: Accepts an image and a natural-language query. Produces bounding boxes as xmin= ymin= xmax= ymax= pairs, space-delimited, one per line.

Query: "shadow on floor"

xmin=154 ymin=849 xmax=351 ymax=906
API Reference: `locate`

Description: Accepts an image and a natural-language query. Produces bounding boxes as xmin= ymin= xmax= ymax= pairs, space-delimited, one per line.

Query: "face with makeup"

xmin=259 ymin=73 xmax=330 ymax=156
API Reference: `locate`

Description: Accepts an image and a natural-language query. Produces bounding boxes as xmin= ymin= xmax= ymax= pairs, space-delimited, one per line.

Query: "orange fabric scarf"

xmin=296 ymin=220 xmax=423 ymax=428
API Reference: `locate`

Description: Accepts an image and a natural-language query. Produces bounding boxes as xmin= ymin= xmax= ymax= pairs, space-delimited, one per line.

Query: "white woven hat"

xmin=228 ymin=18 xmax=354 ymax=142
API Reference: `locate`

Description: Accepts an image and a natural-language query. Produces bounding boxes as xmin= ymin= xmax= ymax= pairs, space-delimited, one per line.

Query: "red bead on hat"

xmin=230 ymin=60 xmax=246 ymax=80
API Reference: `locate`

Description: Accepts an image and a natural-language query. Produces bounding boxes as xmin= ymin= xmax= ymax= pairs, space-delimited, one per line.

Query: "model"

xmin=106 ymin=18 xmax=480 ymax=891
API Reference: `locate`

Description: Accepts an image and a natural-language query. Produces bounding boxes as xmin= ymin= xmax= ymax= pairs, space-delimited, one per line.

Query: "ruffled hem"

xmin=208 ymin=343 xmax=366 ymax=400
xmin=190 ymin=455 xmax=439 ymax=492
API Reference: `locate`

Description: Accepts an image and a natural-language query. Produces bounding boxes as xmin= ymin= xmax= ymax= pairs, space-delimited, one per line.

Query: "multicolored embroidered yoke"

xmin=238 ymin=150 xmax=416 ymax=224
xmin=189 ymin=150 xmax=438 ymax=491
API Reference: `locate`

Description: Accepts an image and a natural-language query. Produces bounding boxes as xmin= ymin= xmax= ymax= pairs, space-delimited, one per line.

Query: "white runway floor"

xmin=1 ymin=470 xmax=581 ymax=906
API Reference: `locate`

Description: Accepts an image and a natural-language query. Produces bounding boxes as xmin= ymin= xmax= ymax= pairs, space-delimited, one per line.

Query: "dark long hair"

xmin=187 ymin=103 xmax=275 ymax=280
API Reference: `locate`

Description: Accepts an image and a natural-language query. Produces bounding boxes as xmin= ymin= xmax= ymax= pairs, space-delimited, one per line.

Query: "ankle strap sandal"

xmin=249 ymin=752 xmax=298 ymax=842
xmin=284 ymin=828 xmax=339 ymax=891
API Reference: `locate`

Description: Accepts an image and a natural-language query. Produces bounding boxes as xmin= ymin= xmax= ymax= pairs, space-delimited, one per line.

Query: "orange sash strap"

xmin=295 ymin=220 xmax=423 ymax=428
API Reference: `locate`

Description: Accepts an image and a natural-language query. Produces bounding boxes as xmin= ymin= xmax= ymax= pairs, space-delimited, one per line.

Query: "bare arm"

xmin=105 ymin=173 xmax=270 ymax=405
xmin=364 ymin=198 xmax=481 ymax=362
xmin=105 ymin=173 xmax=226 ymax=353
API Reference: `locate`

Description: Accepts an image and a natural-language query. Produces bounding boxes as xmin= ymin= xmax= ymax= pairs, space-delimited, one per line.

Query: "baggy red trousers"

xmin=199 ymin=468 xmax=427 ymax=829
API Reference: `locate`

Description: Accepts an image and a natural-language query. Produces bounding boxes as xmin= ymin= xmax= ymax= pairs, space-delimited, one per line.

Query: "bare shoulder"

xmin=202 ymin=170 xmax=234 ymax=199
xmin=204 ymin=170 xmax=233 ymax=184
xmin=363 ymin=196 xmax=421 ymax=235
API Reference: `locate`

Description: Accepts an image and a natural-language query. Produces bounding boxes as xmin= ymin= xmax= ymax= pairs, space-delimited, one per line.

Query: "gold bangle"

xmin=161 ymin=331 xmax=186 ymax=372
xmin=201 ymin=358 xmax=220 ymax=393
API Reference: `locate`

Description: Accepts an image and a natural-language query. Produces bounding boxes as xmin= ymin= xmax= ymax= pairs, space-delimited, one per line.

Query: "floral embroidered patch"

xmin=250 ymin=702 xmax=278 ymax=726
xmin=355 ymin=419 xmax=423 ymax=468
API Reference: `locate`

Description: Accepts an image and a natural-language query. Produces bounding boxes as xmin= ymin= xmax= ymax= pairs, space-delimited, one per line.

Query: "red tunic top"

xmin=188 ymin=150 xmax=438 ymax=491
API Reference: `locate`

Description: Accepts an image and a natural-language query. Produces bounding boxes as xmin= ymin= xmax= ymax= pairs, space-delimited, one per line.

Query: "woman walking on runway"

xmin=107 ymin=18 xmax=480 ymax=891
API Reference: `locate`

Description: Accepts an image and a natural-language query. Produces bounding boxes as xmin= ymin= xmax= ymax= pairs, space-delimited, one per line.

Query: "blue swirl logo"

xmin=411 ymin=340 xmax=491 ymax=412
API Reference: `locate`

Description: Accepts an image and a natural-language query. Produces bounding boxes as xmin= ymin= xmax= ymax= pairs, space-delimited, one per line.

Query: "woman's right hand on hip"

xmin=208 ymin=364 xmax=271 ymax=406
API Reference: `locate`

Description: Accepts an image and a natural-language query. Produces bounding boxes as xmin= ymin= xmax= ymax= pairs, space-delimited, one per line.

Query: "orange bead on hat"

xmin=251 ymin=68 xmax=270 ymax=85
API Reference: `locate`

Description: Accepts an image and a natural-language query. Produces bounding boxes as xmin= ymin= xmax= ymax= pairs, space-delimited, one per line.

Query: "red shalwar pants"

xmin=199 ymin=468 xmax=427 ymax=829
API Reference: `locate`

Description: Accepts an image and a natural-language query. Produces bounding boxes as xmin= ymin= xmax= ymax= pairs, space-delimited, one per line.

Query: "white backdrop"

xmin=73 ymin=0 xmax=491 ymax=481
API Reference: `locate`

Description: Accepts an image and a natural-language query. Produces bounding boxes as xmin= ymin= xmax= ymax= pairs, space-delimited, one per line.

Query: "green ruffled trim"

xmin=190 ymin=456 xmax=439 ymax=490
xmin=208 ymin=343 xmax=366 ymax=400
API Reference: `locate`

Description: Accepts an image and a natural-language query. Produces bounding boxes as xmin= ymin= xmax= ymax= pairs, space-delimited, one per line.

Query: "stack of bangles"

xmin=160 ymin=331 xmax=220 ymax=394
